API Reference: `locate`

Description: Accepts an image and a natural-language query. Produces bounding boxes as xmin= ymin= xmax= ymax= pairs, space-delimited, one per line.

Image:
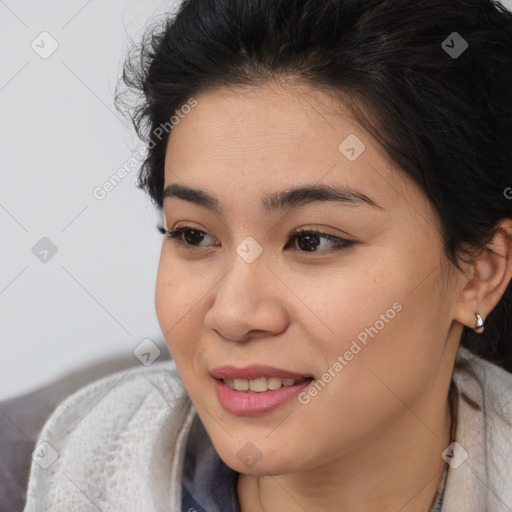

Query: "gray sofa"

xmin=0 ymin=342 xmax=171 ymax=512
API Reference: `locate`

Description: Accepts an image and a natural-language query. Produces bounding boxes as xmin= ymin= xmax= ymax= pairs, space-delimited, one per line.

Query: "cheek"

xmin=155 ymin=249 xmax=218 ymax=386
xmin=155 ymin=251 xmax=199 ymax=357
xmin=298 ymin=260 xmax=403 ymax=351
xmin=155 ymin=251 xmax=177 ymax=336
xmin=300 ymin=251 xmax=444 ymax=389
xmin=313 ymin=275 xmax=446 ymax=413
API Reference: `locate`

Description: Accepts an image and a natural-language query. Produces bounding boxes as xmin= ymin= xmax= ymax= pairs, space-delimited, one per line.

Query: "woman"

xmin=22 ymin=0 xmax=512 ymax=511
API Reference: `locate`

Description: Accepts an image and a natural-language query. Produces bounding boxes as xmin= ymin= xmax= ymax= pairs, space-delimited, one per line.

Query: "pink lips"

xmin=211 ymin=365 xmax=313 ymax=416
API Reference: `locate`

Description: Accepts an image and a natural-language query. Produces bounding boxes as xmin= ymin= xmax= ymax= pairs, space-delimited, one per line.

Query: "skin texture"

xmin=155 ymin=81 xmax=512 ymax=512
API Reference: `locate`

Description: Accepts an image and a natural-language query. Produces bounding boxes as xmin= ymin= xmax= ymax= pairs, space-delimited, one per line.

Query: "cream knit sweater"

xmin=23 ymin=346 xmax=512 ymax=512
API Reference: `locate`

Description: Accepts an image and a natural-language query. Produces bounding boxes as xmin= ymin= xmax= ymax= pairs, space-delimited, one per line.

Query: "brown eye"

xmin=295 ymin=232 xmax=321 ymax=251
xmin=286 ymin=229 xmax=355 ymax=253
xmin=157 ymin=225 xmax=218 ymax=249
xmin=180 ymin=228 xmax=207 ymax=245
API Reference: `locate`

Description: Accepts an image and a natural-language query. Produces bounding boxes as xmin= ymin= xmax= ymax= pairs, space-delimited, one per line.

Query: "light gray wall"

xmin=1 ymin=0 xmax=512 ymax=400
xmin=0 ymin=0 xmax=181 ymax=400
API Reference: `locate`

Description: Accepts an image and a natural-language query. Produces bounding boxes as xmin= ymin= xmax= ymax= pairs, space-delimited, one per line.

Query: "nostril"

xmin=214 ymin=329 xmax=251 ymax=343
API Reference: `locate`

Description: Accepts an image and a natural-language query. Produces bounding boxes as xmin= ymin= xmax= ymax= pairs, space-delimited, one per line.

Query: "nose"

xmin=203 ymin=251 xmax=289 ymax=343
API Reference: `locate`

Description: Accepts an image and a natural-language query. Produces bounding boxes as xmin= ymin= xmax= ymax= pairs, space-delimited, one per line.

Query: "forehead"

xmin=163 ymin=82 xmax=428 ymax=218
xmin=166 ymin=82 xmax=370 ymax=161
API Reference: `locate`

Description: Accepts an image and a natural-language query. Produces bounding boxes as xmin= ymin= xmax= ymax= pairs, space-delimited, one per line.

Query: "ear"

xmin=453 ymin=218 xmax=512 ymax=330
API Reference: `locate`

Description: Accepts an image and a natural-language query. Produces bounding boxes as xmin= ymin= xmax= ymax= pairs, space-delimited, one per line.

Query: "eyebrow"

xmin=162 ymin=183 xmax=382 ymax=214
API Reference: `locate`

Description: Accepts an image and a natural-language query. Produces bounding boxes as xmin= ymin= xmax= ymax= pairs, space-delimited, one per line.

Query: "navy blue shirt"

xmin=182 ymin=415 xmax=241 ymax=512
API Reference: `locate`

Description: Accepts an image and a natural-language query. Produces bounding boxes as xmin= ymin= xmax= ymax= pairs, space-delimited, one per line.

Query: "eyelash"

xmin=156 ymin=224 xmax=355 ymax=253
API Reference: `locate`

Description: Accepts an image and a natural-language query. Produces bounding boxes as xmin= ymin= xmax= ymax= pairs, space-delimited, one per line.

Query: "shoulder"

xmin=35 ymin=359 xmax=190 ymax=448
xmin=33 ymin=358 xmax=189 ymax=439
xmin=449 ymin=345 xmax=512 ymax=510
xmin=23 ymin=358 xmax=194 ymax=511
xmin=454 ymin=345 xmax=512 ymax=419
xmin=1 ymin=350 xmax=166 ymax=512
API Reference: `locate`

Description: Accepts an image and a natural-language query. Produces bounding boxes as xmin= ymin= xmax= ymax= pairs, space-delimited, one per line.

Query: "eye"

xmin=157 ymin=224 xmax=218 ymax=249
xmin=285 ymin=227 xmax=355 ymax=253
xmin=156 ymin=224 xmax=355 ymax=253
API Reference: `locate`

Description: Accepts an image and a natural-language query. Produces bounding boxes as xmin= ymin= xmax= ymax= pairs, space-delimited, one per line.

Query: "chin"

xmin=214 ymin=439 xmax=307 ymax=476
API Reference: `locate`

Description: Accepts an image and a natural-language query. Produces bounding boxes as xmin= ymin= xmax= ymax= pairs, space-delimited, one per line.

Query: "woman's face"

xmin=155 ymin=82 xmax=463 ymax=475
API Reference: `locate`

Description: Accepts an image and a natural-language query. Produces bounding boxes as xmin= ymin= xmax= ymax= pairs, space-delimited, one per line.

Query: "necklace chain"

xmin=257 ymin=477 xmax=266 ymax=512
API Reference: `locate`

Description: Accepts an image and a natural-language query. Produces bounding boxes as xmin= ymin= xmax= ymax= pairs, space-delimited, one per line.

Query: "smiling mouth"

xmin=220 ymin=376 xmax=314 ymax=393
xmin=211 ymin=369 xmax=315 ymax=415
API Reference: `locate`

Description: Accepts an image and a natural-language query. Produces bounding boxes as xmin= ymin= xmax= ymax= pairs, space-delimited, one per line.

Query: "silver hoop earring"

xmin=474 ymin=313 xmax=485 ymax=334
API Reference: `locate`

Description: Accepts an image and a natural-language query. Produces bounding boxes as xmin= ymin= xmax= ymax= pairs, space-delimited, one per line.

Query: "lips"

xmin=211 ymin=365 xmax=314 ymax=415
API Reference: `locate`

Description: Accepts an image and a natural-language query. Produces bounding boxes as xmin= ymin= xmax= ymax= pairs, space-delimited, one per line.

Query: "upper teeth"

xmin=223 ymin=377 xmax=299 ymax=392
